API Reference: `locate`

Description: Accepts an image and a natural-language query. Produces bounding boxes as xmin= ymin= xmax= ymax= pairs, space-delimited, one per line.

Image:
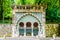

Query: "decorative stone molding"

xmin=11 ymin=4 xmax=47 ymax=37
xmin=11 ymin=5 xmax=47 ymax=12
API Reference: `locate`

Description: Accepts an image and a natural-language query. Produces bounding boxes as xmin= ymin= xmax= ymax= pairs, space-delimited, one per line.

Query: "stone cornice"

xmin=11 ymin=4 xmax=47 ymax=12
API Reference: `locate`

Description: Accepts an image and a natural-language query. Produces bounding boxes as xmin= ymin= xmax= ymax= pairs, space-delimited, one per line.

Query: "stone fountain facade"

xmin=11 ymin=5 xmax=47 ymax=38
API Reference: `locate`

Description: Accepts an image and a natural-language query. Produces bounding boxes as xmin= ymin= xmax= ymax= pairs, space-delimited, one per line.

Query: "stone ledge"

xmin=11 ymin=4 xmax=47 ymax=12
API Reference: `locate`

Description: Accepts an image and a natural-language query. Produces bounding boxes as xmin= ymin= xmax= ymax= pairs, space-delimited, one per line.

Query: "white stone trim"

xmin=32 ymin=23 xmax=33 ymax=36
xmin=24 ymin=23 xmax=26 ymax=36
xmin=12 ymin=5 xmax=46 ymax=37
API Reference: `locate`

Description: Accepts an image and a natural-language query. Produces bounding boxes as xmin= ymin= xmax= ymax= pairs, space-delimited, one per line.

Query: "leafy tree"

xmin=3 ymin=0 xmax=60 ymax=23
xmin=0 ymin=0 xmax=3 ymax=23
xmin=58 ymin=0 xmax=60 ymax=18
xmin=37 ymin=0 xmax=59 ymax=23
xmin=1 ymin=0 xmax=60 ymax=24
xmin=3 ymin=0 xmax=12 ymax=23
xmin=15 ymin=0 xmax=23 ymax=5
xmin=14 ymin=0 xmax=37 ymax=5
xmin=0 ymin=0 xmax=3 ymax=20
xmin=24 ymin=0 xmax=37 ymax=5
xmin=46 ymin=0 xmax=59 ymax=23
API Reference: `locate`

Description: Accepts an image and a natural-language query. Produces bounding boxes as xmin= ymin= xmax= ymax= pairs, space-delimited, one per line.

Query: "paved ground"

xmin=0 ymin=37 xmax=60 ymax=40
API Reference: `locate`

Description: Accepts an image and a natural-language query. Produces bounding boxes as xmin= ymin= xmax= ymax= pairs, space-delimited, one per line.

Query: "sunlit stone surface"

xmin=0 ymin=5 xmax=47 ymax=40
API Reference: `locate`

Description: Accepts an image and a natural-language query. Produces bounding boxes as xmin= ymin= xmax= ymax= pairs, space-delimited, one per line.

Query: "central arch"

xmin=16 ymin=13 xmax=42 ymax=36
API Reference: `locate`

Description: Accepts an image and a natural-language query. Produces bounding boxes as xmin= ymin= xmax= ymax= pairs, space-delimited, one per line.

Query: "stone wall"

xmin=0 ymin=24 xmax=59 ymax=37
xmin=0 ymin=24 xmax=12 ymax=37
xmin=45 ymin=24 xmax=58 ymax=37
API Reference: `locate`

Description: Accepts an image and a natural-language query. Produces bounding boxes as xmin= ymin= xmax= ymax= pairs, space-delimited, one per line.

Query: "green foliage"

xmin=0 ymin=0 xmax=12 ymax=24
xmin=46 ymin=7 xmax=59 ymax=23
xmin=11 ymin=0 xmax=15 ymax=4
xmin=3 ymin=0 xmax=12 ymax=19
xmin=46 ymin=0 xmax=60 ymax=23
xmin=36 ymin=0 xmax=59 ymax=23
xmin=14 ymin=0 xmax=37 ymax=5
xmin=15 ymin=0 xmax=23 ymax=5
xmin=25 ymin=0 xmax=37 ymax=5
xmin=13 ymin=0 xmax=59 ymax=23
xmin=37 ymin=0 xmax=59 ymax=23
xmin=0 ymin=0 xmax=3 ymax=20
xmin=0 ymin=0 xmax=59 ymax=24
xmin=0 ymin=0 xmax=3 ymax=23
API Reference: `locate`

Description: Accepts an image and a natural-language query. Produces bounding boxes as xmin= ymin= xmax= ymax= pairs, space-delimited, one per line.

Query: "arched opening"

xmin=26 ymin=22 xmax=31 ymax=27
xmin=33 ymin=22 xmax=38 ymax=27
xmin=16 ymin=13 xmax=41 ymax=36
xmin=33 ymin=22 xmax=38 ymax=36
xmin=26 ymin=22 xmax=31 ymax=36
xmin=19 ymin=22 xmax=24 ymax=27
xmin=19 ymin=22 xmax=24 ymax=36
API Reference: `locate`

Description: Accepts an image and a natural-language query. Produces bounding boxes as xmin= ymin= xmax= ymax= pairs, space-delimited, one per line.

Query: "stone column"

xmin=24 ymin=23 xmax=26 ymax=36
xmin=12 ymin=10 xmax=15 ymax=37
xmin=38 ymin=23 xmax=40 ymax=36
xmin=42 ymin=11 xmax=46 ymax=37
xmin=12 ymin=10 xmax=19 ymax=37
xmin=12 ymin=25 xmax=15 ymax=37
xmin=32 ymin=23 xmax=33 ymax=36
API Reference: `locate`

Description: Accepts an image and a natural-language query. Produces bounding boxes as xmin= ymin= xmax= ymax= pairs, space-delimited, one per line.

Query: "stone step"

xmin=4 ymin=37 xmax=39 ymax=40
xmin=0 ymin=37 xmax=60 ymax=40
